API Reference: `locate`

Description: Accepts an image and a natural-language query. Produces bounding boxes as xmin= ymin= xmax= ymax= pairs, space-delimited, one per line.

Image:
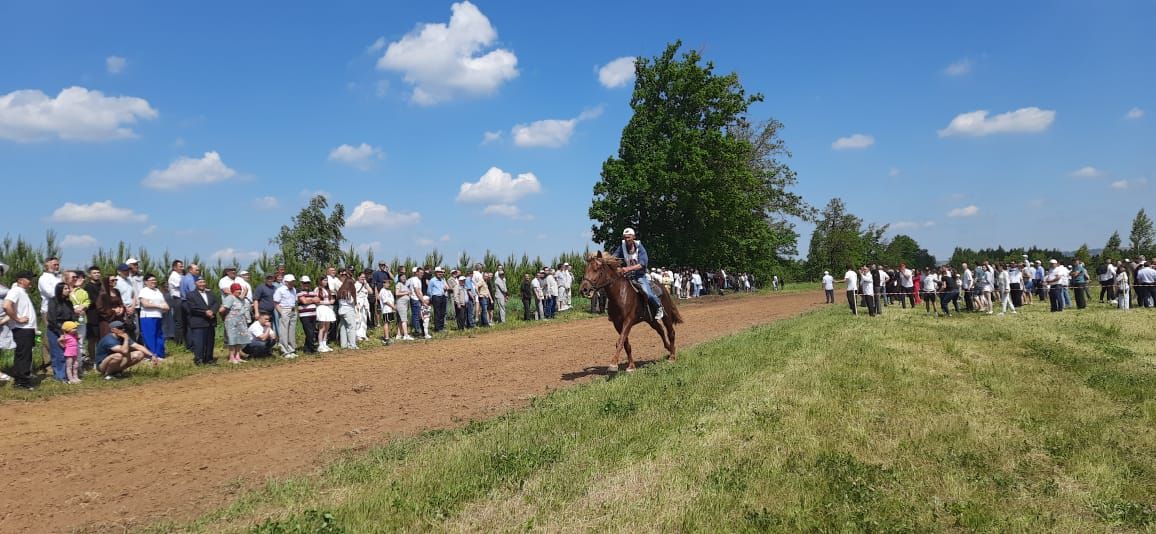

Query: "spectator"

xmin=1115 ymin=261 xmax=1130 ymax=310
xmin=394 ymin=270 xmax=413 ymax=340
xmin=406 ymin=267 xmax=425 ymax=337
xmin=297 ymin=276 xmax=319 ymax=354
xmin=858 ymin=266 xmax=876 ymax=317
xmin=921 ymin=267 xmax=939 ymax=317
xmin=82 ymin=266 xmax=103 ymax=360
xmin=94 ymin=320 xmax=154 ymax=379
xmin=68 ymin=271 xmax=91 ymax=362
xmin=220 ymin=283 xmax=252 ymax=364
xmin=252 ymin=274 xmax=277 ymax=338
xmin=3 ymin=271 xmax=37 ymax=389
xmin=217 ymin=267 xmax=240 ymax=297
xmin=245 ymin=312 xmax=278 ymax=357
xmin=997 ymin=264 xmax=1017 ymax=315
xmin=1045 ymin=259 xmax=1068 ymax=312
xmin=355 ymin=271 xmax=372 ymax=341
xmin=1071 ymin=259 xmax=1089 ymax=309
xmin=426 ymin=267 xmax=448 ymax=332
xmin=274 ymin=274 xmax=299 ymax=357
xmin=336 ymin=277 xmax=358 ymax=349
xmin=46 ymin=282 xmax=76 ymax=382
xmin=453 ymin=276 xmax=469 ymax=329
xmin=315 ymin=275 xmax=337 ymax=352
xmin=533 ymin=271 xmax=545 ymax=320
xmin=419 ymin=296 xmax=433 ymax=339
xmin=476 ymin=271 xmax=493 ymax=327
xmin=821 ymin=270 xmax=834 ymax=304
xmin=138 ymin=274 xmax=170 ymax=360
xmin=843 ymin=266 xmax=858 ymax=316
xmin=377 ymin=279 xmax=395 ymax=345
xmin=179 ymin=264 xmax=201 ymax=350
xmin=1137 ymin=261 xmax=1156 ymax=308
xmin=186 ymin=277 xmax=219 ymax=365
xmin=60 ymin=321 xmax=81 ymax=384
xmin=165 ymin=260 xmax=185 ymax=344
xmin=96 ymin=275 xmax=126 ymax=339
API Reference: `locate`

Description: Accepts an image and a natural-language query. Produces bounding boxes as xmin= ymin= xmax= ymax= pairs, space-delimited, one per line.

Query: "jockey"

xmin=612 ymin=227 xmax=664 ymax=320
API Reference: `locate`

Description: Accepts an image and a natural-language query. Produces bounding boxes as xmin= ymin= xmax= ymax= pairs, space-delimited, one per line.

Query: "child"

xmin=378 ymin=280 xmax=395 ymax=345
xmin=60 ymin=321 xmax=82 ymax=384
xmin=420 ymin=295 xmax=433 ymax=339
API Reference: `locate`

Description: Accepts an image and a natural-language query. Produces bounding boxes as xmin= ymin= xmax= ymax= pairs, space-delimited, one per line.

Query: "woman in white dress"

xmin=354 ymin=271 xmax=371 ymax=341
xmin=315 ymin=282 xmax=337 ymax=352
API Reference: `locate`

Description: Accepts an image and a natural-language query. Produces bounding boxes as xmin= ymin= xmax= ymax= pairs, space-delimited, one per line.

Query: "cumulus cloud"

xmin=142 ymin=151 xmax=238 ymax=190
xmin=938 ymin=107 xmax=1055 ymax=137
xmin=375 ymin=1 xmax=518 ymax=105
xmin=1111 ymin=178 xmax=1148 ymax=190
xmin=0 ymin=86 xmax=158 ymax=142
xmin=943 ymin=58 xmax=972 ymax=76
xmin=1069 ymin=166 xmax=1104 ymax=178
xmin=49 ymin=200 xmax=147 ymax=223
xmin=357 ymin=241 xmax=382 ymax=254
xmin=890 ymin=221 xmax=935 ymax=231
xmin=346 ymin=200 xmax=421 ymax=228
xmin=947 ymin=205 xmax=980 ymax=218
xmin=483 ymin=203 xmax=533 ymax=220
xmin=598 ymin=56 xmax=636 ymax=88
xmin=106 ymin=56 xmax=127 ymax=74
xmin=253 ymin=196 xmax=279 ymax=209
xmin=1125 ymin=107 xmax=1144 ymax=120
xmin=61 ymin=234 xmax=98 ymax=248
xmin=457 ymin=166 xmax=541 ymax=204
xmin=512 ymin=106 xmax=602 ymax=148
xmin=211 ymin=248 xmax=261 ymax=262
xmin=481 ymin=130 xmax=502 ymax=144
xmin=328 ymin=143 xmax=383 ymax=170
xmin=832 ymin=133 xmax=874 ymax=150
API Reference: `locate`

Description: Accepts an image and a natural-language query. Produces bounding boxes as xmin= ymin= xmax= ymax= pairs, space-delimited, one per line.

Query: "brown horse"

xmin=579 ymin=251 xmax=683 ymax=372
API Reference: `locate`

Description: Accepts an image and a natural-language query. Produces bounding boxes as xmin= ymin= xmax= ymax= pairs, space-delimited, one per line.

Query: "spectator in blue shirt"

xmin=427 ymin=267 xmax=448 ymax=332
xmin=179 ymin=264 xmax=201 ymax=349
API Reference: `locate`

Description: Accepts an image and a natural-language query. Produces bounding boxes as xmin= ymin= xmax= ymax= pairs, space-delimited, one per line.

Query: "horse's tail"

xmin=661 ymin=290 xmax=684 ymax=324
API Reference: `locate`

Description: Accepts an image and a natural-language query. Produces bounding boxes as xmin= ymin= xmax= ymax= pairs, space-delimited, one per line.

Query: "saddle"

xmin=628 ymin=279 xmax=663 ymax=320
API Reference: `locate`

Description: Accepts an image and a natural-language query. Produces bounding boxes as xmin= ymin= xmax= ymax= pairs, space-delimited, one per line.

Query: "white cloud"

xmin=938 ymin=107 xmax=1055 ymax=137
xmin=889 ymin=167 xmax=901 ymax=177
xmin=1125 ymin=107 xmax=1144 ymax=120
xmin=142 ymin=151 xmax=238 ymax=190
xmin=106 ymin=56 xmax=127 ymax=74
xmin=375 ymin=1 xmax=518 ymax=105
xmin=1069 ymin=166 xmax=1104 ymax=178
xmin=346 ymin=200 xmax=421 ymax=228
xmin=415 ymin=237 xmax=435 ymax=247
xmin=890 ymin=221 xmax=935 ymax=231
xmin=598 ymin=56 xmax=636 ymax=88
xmin=947 ymin=205 xmax=980 ymax=218
xmin=483 ymin=203 xmax=533 ymax=220
xmin=943 ymin=58 xmax=972 ymax=77
xmin=457 ymin=166 xmax=541 ymax=204
xmin=357 ymin=241 xmax=382 ymax=254
xmin=328 ymin=143 xmax=383 ymax=170
xmin=512 ymin=106 xmax=602 ymax=148
xmin=49 ymin=200 xmax=148 ymax=223
xmin=211 ymin=248 xmax=261 ymax=262
xmin=0 ymin=86 xmax=158 ymax=142
xmin=440 ymin=234 xmax=451 ymax=242
xmin=481 ymin=130 xmax=502 ymax=144
xmin=366 ymin=37 xmax=385 ymax=54
xmin=253 ymin=196 xmax=279 ymax=209
xmin=61 ymin=234 xmax=98 ymax=248
xmin=141 ymin=225 xmax=157 ymax=235
xmin=1111 ymin=178 xmax=1148 ymax=190
xmin=832 ymin=133 xmax=875 ymax=150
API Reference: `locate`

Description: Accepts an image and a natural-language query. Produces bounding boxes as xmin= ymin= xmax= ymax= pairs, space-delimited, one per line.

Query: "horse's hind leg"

xmin=623 ymin=337 xmax=633 ymax=370
xmin=664 ymin=318 xmax=677 ymax=362
xmin=646 ymin=319 xmax=672 ymax=359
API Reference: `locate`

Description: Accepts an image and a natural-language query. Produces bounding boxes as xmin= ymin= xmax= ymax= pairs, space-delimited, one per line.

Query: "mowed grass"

xmin=166 ymin=299 xmax=1155 ymax=533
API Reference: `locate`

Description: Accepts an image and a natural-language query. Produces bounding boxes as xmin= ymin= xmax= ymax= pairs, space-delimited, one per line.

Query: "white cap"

xmin=126 ymin=258 xmax=139 ymax=264
xmin=299 ymin=275 xmax=311 ymax=283
xmin=457 ymin=276 xmax=466 ymax=281
xmin=239 ymin=270 xmax=249 ymax=276
xmin=1049 ymin=259 xmax=1058 ymax=264
xmin=412 ymin=266 xmax=420 ymax=273
xmin=622 ymin=228 xmax=635 ymax=236
xmin=283 ymin=274 xmax=296 ymax=282
xmin=824 ymin=270 xmax=829 ymax=275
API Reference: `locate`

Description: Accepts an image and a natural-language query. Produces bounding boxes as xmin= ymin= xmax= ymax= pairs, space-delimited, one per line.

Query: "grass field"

xmin=161 ymin=298 xmax=1155 ymax=532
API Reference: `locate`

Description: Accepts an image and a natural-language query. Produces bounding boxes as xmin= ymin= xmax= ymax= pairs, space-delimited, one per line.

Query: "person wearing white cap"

xmin=273 ymin=274 xmax=298 ymax=357
xmin=821 ymin=270 xmax=835 ymax=303
xmin=1044 ymin=260 xmax=1068 ymax=312
xmin=557 ymin=263 xmax=573 ymax=312
xmin=612 ymin=228 xmax=664 ymax=320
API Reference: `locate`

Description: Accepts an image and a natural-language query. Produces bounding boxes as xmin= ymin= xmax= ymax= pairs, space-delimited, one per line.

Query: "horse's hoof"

xmin=625 ymin=366 xmax=636 ymax=373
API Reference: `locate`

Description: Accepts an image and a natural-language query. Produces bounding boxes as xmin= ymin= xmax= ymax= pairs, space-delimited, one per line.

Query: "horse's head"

xmin=579 ymin=250 xmax=616 ymax=298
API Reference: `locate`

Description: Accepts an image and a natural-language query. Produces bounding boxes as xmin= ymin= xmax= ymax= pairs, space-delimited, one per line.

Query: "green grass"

xmin=161 ymin=299 xmax=1155 ymax=532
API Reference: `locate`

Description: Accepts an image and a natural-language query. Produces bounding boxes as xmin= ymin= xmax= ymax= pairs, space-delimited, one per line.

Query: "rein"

xmin=581 ymin=262 xmax=618 ymax=291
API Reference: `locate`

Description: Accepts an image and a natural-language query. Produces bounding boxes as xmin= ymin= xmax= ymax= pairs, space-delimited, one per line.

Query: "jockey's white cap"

xmin=622 ymin=228 xmax=635 ymax=236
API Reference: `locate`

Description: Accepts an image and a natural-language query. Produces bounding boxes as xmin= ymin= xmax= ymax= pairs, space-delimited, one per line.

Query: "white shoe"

xmin=654 ymin=307 xmax=664 ymax=321
xmin=424 ymin=334 xmax=432 ymax=339
xmin=403 ymin=335 xmax=415 ymax=341
xmin=283 ymin=353 xmax=297 ymax=359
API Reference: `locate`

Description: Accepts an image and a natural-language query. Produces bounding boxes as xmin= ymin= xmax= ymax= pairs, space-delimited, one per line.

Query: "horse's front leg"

xmin=619 ymin=320 xmax=638 ymax=372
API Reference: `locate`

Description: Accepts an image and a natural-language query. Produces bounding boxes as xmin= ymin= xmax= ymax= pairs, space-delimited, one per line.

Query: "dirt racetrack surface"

xmin=0 ymin=291 xmax=821 ymax=532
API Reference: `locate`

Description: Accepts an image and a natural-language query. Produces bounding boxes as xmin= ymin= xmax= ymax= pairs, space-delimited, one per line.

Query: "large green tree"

xmin=588 ymin=42 xmax=805 ymax=273
xmin=1102 ymin=230 xmax=1123 ymax=261
xmin=270 ymin=195 xmax=346 ymax=268
xmin=806 ymin=198 xmax=873 ymax=275
xmin=1128 ymin=208 xmax=1154 ymax=257
xmin=884 ymin=234 xmax=936 ymax=268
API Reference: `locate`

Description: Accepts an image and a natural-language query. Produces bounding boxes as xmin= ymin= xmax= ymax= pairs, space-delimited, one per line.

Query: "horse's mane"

xmin=587 ymin=251 xmax=622 ymax=269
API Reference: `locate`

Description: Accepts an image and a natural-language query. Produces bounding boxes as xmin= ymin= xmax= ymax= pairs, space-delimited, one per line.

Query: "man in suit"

xmin=186 ymin=277 xmax=219 ymax=365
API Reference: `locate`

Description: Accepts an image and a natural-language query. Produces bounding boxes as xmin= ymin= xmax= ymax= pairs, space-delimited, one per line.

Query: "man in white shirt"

xmin=691 ymin=271 xmax=703 ymax=298
xmin=218 ymin=267 xmax=240 ymax=297
xmin=843 ymin=267 xmax=858 ymax=316
xmin=1135 ymin=261 xmax=1156 ymax=308
xmin=899 ymin=264 xmax=914 ymax=308
xmin=166 ymin=260 xmax=185 ymax=344
xmin=244 ymin=312 xmax=278 ymax=357
xmin=4 ymin=271 xmax=38 ymax=389
xmin=821 ymin=271 xmax=835 ymax=303
xmin=37 ymin=257 xmax=62 ymax=315
xmin=406 ymin=268 xmax=426 ymax=335
xmin=859 ymin=266 xmax=877 ymax=316
xmin=544 ymin=268 xmax=559 ymax=318
xmin=531 ymin=272 xmax=544 ymax=320
xmin=960 ymin=263 xmax=974 ymax=312
xmin=272 ymin=275 xmax=298 ymax=357
xmin=1044 ymin=259 xmax=1069 ymax=312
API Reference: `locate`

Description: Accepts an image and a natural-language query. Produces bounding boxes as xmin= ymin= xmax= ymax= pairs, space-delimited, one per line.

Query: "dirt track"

xmin=0 ymin=291 xmax=820 ymax=532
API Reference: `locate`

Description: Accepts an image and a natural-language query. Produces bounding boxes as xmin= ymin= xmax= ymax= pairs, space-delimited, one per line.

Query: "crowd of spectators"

xmin=820 ymin=255 xmax=1156 ymax=317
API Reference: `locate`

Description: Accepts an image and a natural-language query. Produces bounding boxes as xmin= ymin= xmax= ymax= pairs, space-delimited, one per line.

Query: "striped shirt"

xmin=297 ymin=289 xmax=317 ymax=317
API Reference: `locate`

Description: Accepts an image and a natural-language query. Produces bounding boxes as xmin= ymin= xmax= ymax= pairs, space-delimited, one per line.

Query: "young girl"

xmin=315 ymin=282 xmax=336 ymax=352
xmin=377 ymin=279 xmax=395 ymax=345
xmin=60 ymin=321 xmax=82 ymax=384
xmin=420 ymin=296 xmax=432 ymax=339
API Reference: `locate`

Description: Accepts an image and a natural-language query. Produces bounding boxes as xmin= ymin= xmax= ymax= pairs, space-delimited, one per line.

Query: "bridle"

xmin=581 ymin=259 xmax=615 ymax=292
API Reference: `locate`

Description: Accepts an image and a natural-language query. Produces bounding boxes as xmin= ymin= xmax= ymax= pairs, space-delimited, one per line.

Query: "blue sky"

xmin=1 ymin=1 xmax=1152 ymax=268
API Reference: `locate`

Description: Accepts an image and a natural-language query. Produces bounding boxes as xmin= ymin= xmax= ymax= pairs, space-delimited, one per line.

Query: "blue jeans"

xmin=633 ymin=277 xmax=662 ymax=309
xmin=1050 ymin=286 xmax=1065 ymax=312
xmin=479 ymin=297 xmax=491 ymax=326
xmin=46 ymin=330 xmax=67 ymax=381
xmin=465 ymin=300 xmax=475 ymax=328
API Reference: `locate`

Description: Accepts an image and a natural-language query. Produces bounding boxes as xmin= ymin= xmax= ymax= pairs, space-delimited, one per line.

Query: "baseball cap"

xmin=239 ymin=270 xmax=249 ymax=276
xmin=283 ymin=274 xmax=296 ymax=282
xmin=412 ymin=267 xmax=420 ymax=273
xmin=1049 ymin=259 xmax=1058 ymax=264
xmin=126 ymin=258 xmax=139 ymax=264
xmin=117 ymin=263 xmax=130 ymax=272
xmin=299 ymin=275 xmax=312 ymax=283
xmin=457 ymin=276 xmax=466 ymax=281
xmin=434 ymin=266 xmax=445 ymax=272
xmin=109 ymin=320 xmax=126 ymax=330
xmin=622 ymin=228 xmax=635 ymax=236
